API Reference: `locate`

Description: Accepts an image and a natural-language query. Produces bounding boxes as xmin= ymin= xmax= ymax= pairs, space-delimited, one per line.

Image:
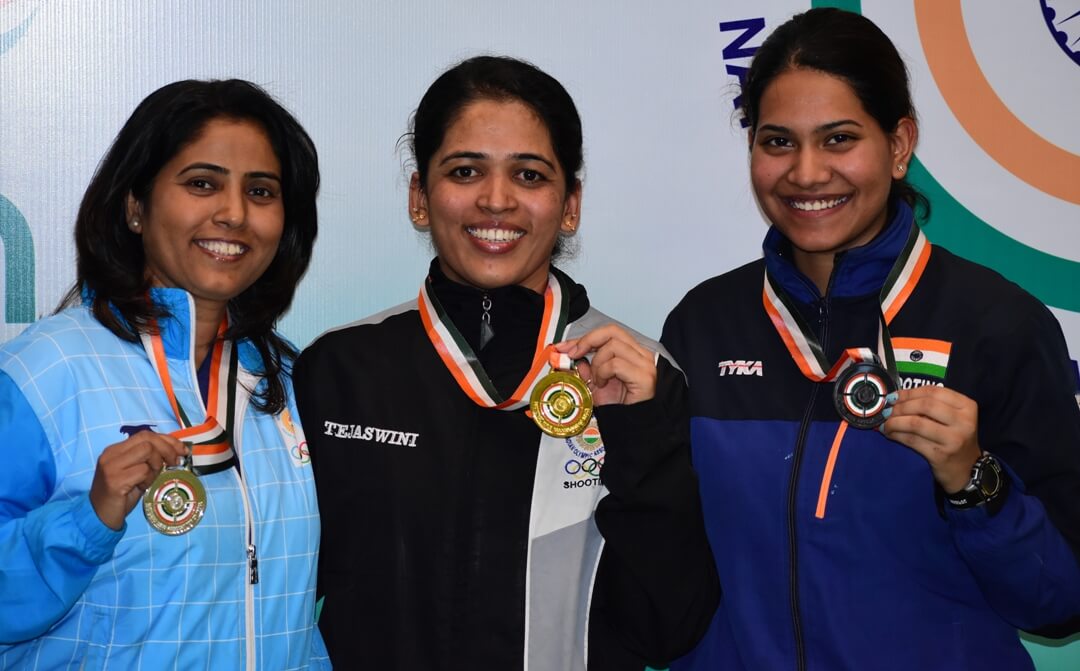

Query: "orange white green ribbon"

xmin=418 ymin=271 xmax=570 ymax=411
xmin=142 ymin=319 xmax=239 ymax=475
xmin=762 ymin=224 xmax=932 ymax=383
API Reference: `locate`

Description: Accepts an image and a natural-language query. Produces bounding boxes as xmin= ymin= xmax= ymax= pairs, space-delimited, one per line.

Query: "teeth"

xmin=198 ymin=240 xmax=247 ymax=256
xmin=467 ymin=227 xmax=524 ymax=243
xmin=789 ymin=196 xmax=848 ymax=211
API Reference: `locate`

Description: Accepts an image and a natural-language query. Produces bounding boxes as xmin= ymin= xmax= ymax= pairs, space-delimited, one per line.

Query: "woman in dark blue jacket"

xmin=663 ymin=8 xmax=1080 ymax=670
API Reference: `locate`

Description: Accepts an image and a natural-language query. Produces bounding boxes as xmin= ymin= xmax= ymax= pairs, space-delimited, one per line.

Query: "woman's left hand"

xmin=557 ymin=325 xmax=657 ymax=405
xmin=879 ymin=386 xmax=983 ymax=492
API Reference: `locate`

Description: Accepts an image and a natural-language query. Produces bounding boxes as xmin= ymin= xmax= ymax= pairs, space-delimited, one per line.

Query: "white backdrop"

xmin=2 ymin=0 xmax=1078 ymax=666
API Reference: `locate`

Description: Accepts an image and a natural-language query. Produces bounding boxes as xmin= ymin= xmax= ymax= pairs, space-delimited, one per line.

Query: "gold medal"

xmin=530 ymin=369 xmax=593 ymax=438
xmin=143 ymin=454 xmax=206 ymax=536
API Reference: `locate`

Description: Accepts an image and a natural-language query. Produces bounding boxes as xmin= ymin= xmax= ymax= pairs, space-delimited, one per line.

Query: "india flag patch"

xmin=893 ymin=337 xmax=951 ymax=380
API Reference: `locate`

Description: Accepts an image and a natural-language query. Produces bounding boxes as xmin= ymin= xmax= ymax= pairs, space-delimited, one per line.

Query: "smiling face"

xmin=129 ymin=117 xmax=285 ymax=317
xmin=750 ymin=68 xmax=915 ymax=289
xmin=409 ymin=98 xmax=581 ymax=293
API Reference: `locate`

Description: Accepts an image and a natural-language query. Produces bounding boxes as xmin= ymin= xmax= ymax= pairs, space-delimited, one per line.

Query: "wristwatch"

xmin=944 ymin=452 xmax=1010 ymax=515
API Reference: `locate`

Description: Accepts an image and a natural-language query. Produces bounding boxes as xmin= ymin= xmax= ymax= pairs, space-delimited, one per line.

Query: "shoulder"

xmin=295 ymin=300 xmax=420 ymax=376
xmin=0 ymin=307 xmax=115 ymax=375
xmin=304 ymin=300 xmax=418 ymax=351
xmin=667 ymin=259 xmax=764 ymax=321
xmin=924 ymin=246 xmax=1057 ymax=339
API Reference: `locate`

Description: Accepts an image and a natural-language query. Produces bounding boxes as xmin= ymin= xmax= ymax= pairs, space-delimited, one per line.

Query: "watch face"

xmin=975 ymin=457 xmax=1002 ymax=498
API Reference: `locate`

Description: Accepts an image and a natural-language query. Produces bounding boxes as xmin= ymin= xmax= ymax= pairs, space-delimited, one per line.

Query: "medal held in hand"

xmin=530 ymin=352 xmax=593 ymax=438
xmin=833 ymin=359 xmax=896 ymax=429
xmin=143 ymin=446 xmax=206 ymax=536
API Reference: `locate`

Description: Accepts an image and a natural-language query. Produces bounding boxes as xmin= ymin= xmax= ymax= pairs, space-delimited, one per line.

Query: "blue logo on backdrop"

xmin=0 ymin=1 xmax=41 ymax=56
xmin=0 ymin=195 xmax=36 ymax=323
xmin=719 ymin=17 xmax=766 ymax=128
xmin=1041 ymin=0 xmax=1080 ymax=67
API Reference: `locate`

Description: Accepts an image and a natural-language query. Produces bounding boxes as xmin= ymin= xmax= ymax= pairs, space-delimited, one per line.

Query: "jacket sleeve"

xmin=947 ymin=299 xmax=1080 ymax=635
xmin=588 ymin=357 xmax=720 ymax=667
xmin=0 ymin=370 xmax=124 ymax=643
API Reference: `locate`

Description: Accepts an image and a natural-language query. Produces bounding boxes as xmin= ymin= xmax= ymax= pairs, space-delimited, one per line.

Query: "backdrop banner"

xmin=2 ymin=0 xmax=1077 ymax=665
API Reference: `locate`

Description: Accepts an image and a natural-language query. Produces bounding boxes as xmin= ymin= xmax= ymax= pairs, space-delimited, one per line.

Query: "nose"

xmin=214 ymin=185 xmax=246 ymax=228
xmin=786 ymin=147 xmax=831 ymax=189
xmin=476 ymin=173 xmax=516 ymax=214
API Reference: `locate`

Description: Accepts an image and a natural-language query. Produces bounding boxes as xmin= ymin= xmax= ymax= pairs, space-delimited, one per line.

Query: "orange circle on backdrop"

xmin=914 ymin=0 xmax=1080 ymax=204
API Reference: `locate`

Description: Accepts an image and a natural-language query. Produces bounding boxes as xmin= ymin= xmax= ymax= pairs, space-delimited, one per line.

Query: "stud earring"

xmin=130 ymin=219 xmax=141 ymax=231
xmin=896 ymin=164 xmax=906 ymax=173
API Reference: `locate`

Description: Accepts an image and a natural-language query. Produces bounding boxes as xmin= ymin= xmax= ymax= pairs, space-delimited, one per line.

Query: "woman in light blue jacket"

xmin=0 ymin=79 xmax=329 ymax=670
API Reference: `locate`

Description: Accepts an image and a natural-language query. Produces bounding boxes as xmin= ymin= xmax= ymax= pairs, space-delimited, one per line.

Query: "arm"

xmin=0 ymin=371 xmax=123 ymax=642
xmin=884 ymin=302 xmax=1080 ymax=633
xmin=573 ymin=349 xmax=719 ymax=665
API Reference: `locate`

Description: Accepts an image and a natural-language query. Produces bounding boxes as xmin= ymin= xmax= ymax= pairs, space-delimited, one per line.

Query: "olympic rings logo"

xmin=564 ymin=457 xmax=603 ymax=477
xmin=291 ymin=441 xmax=310 ymax=465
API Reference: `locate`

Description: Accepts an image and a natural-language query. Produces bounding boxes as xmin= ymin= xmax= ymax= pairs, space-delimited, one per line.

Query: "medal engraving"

xmin=833 ymin=361 xmax=897 ymax=429
xmin=530 ymin=370 xmax=594 ymax=437
xmin=143 ymin=455 xmax=206 ymax=535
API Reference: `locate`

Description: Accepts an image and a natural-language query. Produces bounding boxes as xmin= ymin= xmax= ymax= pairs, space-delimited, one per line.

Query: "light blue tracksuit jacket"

xmin=0 ymin=289 xmax=329 ymax=670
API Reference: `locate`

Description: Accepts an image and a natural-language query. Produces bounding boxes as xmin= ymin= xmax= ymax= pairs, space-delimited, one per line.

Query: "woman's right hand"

xmin=89 ymin=432 xmax=187 ymax=530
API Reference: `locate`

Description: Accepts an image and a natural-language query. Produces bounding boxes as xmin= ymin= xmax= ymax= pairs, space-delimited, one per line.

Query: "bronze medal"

xmin=143 ymin=456 xmax=206 ymax=536
xmin=530 ymin=369 xmax=594 ymax=438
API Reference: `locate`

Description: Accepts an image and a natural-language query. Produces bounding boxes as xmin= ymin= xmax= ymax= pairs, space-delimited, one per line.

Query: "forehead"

xmin=168 ymin=117 xmax=279 ymax=167
xmin=757 ymin=68 xmax=871 ymax=126
xmin=439 ymin=98 xmax=555 ymax=156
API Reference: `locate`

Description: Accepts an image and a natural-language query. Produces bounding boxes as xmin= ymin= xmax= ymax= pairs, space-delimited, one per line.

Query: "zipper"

xmin=182 ymin=294 xmax=258 ymax=669
xmin=786 ymin=384 xmax=817 ymax=671
xmin=786 ymin=261 xmax=840 ymax=671
xmin=231 ymin=398 xmax=257 ymax=671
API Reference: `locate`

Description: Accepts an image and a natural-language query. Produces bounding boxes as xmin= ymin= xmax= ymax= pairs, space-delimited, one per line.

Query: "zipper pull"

xmin=479 ymin=293 xmax=494 ymax=350
xmin=248 ymin=544 xmax=259 ymax=585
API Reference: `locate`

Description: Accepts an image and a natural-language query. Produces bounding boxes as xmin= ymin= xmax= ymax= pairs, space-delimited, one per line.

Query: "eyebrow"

xmin=757 ymin=119 xmax=864 ymax=134
xmin=438 ymin=151 xmax=557 ymax=172
xmin=177 ymin=163 xmax=281 ymax=182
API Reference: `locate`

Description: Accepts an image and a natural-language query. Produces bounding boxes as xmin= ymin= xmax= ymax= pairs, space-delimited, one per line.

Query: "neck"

xmin=793 ymin=250 xmax=835 ymax=296
xmin=193 ymin=298 xmax=227 ymax=365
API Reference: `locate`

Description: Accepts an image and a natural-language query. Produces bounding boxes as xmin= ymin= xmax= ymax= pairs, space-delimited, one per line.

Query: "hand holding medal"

xmin=556 ymin=324 xmax=658 ymax=406
xmin=878 ymin=385 xmax=983 ymax=493
xmin=89 ymin=431 xmax=187 ymax=531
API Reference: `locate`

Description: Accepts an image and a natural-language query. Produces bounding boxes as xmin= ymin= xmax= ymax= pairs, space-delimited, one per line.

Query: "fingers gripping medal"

xmin=143 ymin=443 xmax=206 ymax=535
xmin=530 ymin=352 xmax=594 ymax=438
xmin=833 ymin=360 xmax=897 ymax=429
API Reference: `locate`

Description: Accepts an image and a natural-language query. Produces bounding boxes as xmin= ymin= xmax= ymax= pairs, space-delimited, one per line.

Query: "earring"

xmin=564 ymin=214 xmax=577 ymax=232
xmin=896 ymin=164 xmax=906 ymax=173
xmin=411 ymin=210 xmax=426 ymax=224
xmin=129 ymin=218 xmax=141 ymax=231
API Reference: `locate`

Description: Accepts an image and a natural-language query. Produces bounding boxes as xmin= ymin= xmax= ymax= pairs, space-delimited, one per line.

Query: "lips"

xmin=785 ymin=196 xmax=850 ymax=212
xmin=196 ymin=239 xmax=249 ymax=258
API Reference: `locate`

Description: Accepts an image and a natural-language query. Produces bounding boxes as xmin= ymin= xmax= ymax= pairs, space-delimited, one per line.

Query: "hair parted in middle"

xmin=740 ymin=8 xmax=927 ymax=217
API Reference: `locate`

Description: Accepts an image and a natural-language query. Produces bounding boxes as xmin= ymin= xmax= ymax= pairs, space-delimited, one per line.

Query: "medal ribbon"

xmin=418 ymin=271 xmax=571 ymax=411
xmin=142 ymin=319 xmax=239 ymax=475
xmin=762 ymin=224 xmax=931 ymax=382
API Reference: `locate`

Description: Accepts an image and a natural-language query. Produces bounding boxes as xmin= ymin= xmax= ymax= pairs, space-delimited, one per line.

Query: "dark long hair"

xmin=741 ymin=8 xmax=928 ymax=217
xmin=62 ymin=79 xmax=320 ymax=414
xmin=406 ymin=55 xmax=583 ymax=258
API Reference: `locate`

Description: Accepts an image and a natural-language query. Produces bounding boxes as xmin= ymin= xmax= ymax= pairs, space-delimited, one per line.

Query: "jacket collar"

xmin=762 ymin=201 xmax=916 ymax=304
